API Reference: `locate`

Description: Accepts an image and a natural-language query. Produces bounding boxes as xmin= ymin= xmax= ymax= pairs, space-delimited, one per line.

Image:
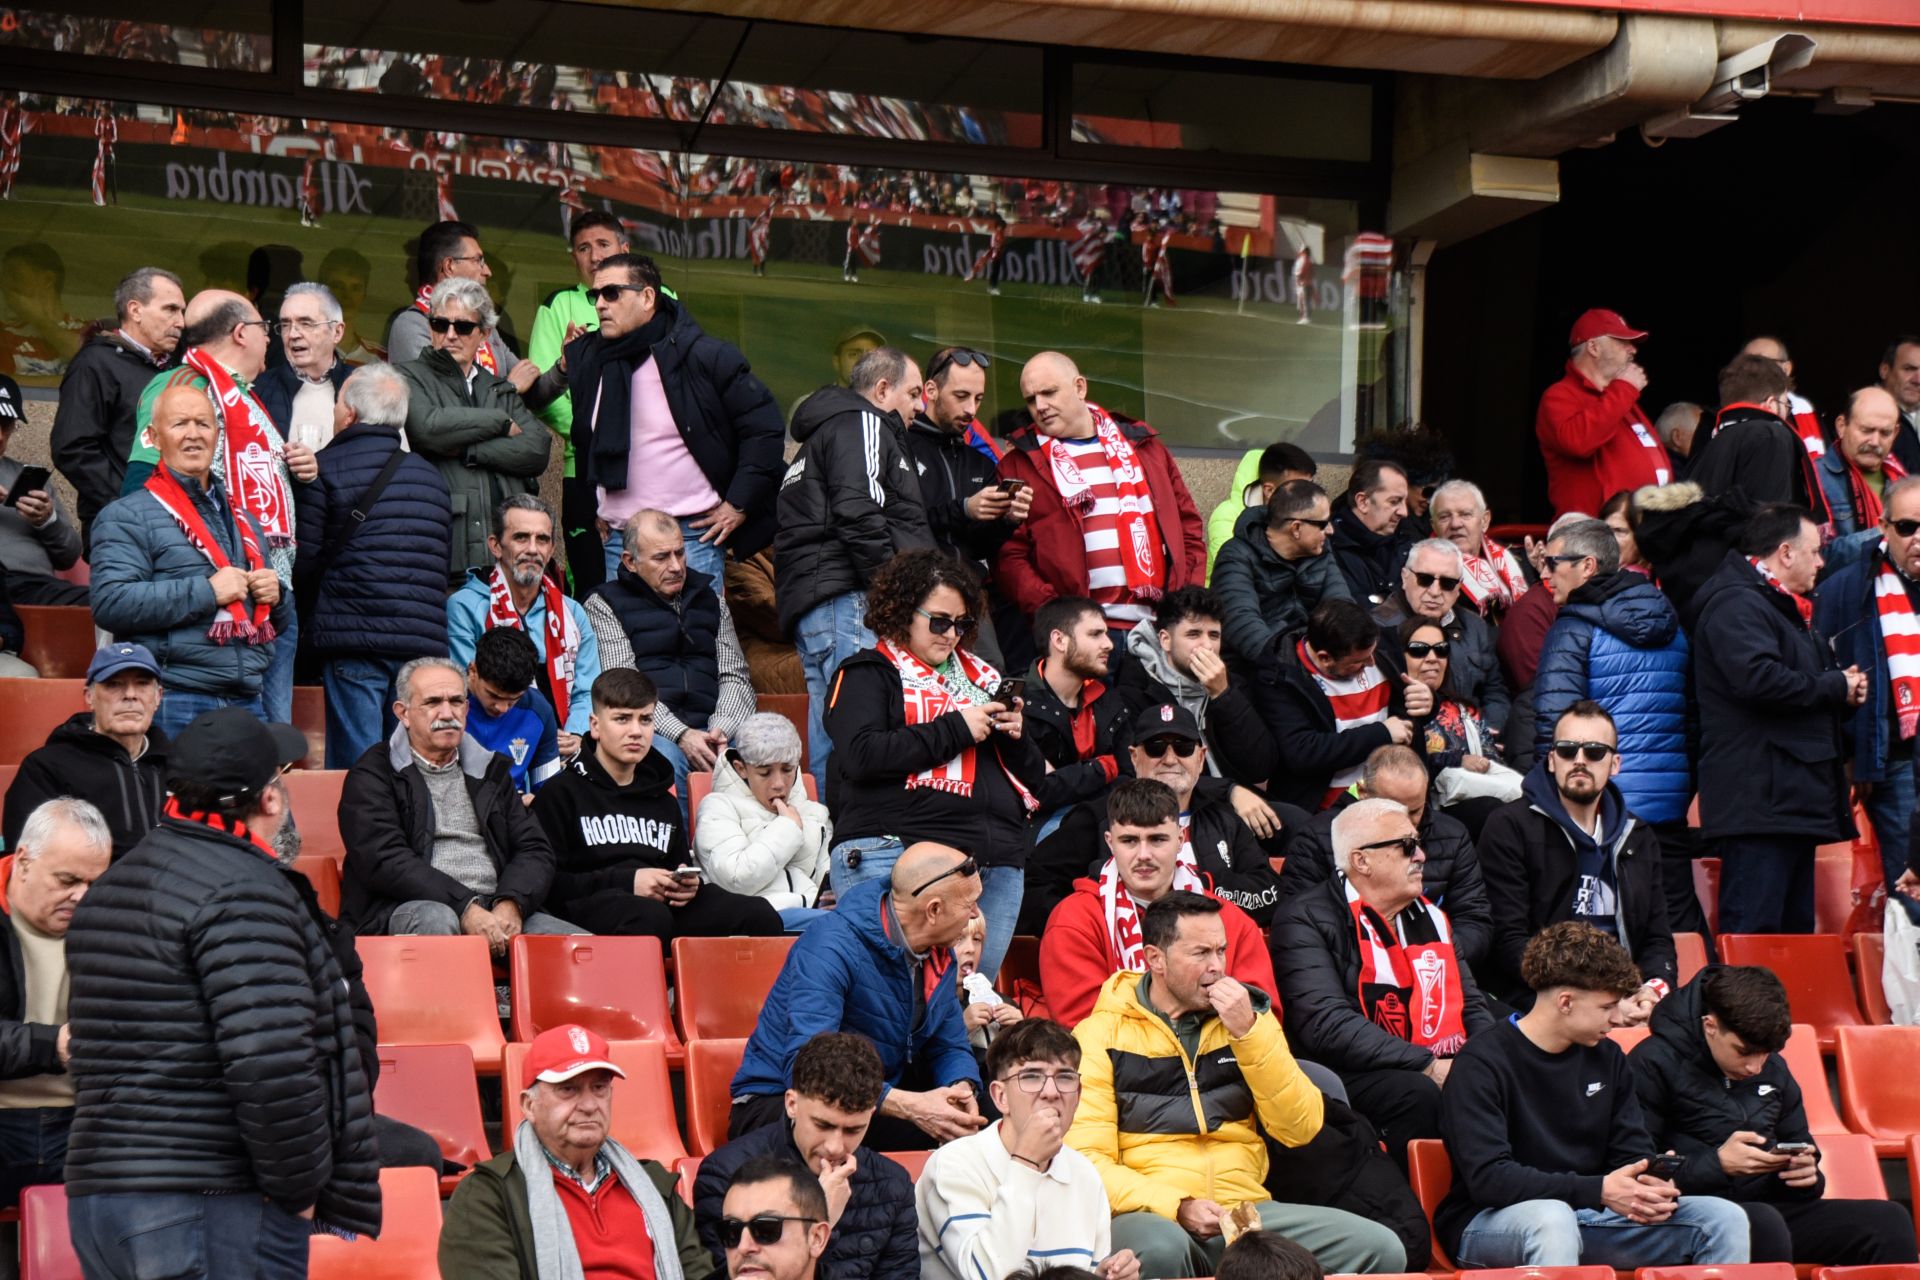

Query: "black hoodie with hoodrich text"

xmin=532 ymin=742 xmax=687 ymax=904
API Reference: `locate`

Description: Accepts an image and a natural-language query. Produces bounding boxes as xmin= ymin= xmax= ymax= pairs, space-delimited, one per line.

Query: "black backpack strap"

xmin=319 ymin=446 xmax=409 ymax=582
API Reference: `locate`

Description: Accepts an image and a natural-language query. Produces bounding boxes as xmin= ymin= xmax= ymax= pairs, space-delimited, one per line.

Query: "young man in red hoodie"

xmin=1537 ymin=309 xmax=1673 ymax=520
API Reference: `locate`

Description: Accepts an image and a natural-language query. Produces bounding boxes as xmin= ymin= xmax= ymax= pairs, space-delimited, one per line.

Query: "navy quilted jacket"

xmin=293 ymin=423 xmax=453 ymax=659
xmin=1532 ymin=571 xmax=1692 ymax=823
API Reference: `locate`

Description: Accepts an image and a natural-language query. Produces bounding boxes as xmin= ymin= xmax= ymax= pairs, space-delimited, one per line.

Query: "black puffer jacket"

xmin=63 ymin=813 xmax=381 ymax=1233
xmin=903 ymin=411 xmax=1012 ymax=574
xmin=1022 ymin=660 xmax=1127 ymax=815
xmin=1272 ymin=874 xmax=1493 ymax=1074
xmin=1330 ymin=505 xmax=1409 ymax=606
xmin=1252 ymin=630 xmax=1411 ymax=811
xmin=2 ymin=714 xmax=168 ymax=858
xmin=1627 ymin=970 xmax=1823 ymax=1201
xmin=50 ymin=332 xmax=172 ymax=535
xmin=1279 ymin=794 xmax=1494 ymax=968
xmin=774 ymin=387 xmax=933 ymax=635
xmin=694 ymin=1119 xmax=917 ymax=1280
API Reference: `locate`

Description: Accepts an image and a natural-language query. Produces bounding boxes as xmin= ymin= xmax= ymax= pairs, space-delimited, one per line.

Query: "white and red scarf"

xmin=1873 ymin=541 xmax=1920 ymax=741
xmin=181 ymin=347 xmax=295 ymax=549
xmin=144 ymin=463 xmax=275 ymax=644
xmin=1099 ymin=852 xmax=1206 ymax=973
xmin=1300 ymin=640 xmax=1391 ymax=806
xmin=1458 ymin=536 xmax=1529 ymax=613
xmin=1347 ymin=879 xmax=1467 ymax=1055
xmin=414 ymin=286 xmax=498 ymax=374
xmin=486 ymin=565 xmax=578 ymax=716
xmin=877 ymin=638 xmax=1037 ymax=810
xmin=1040 ymin=405 xmax=1165 ymax=599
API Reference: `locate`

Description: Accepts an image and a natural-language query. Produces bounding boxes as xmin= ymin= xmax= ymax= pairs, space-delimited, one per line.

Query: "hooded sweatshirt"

xmin=692 ymin=757 xmax=831 ymax=911
xmin=532 ymin=741 xmax=688 ymax=908
xmin=1523 ymin=764 xmax=1623 ymax=942
xmin=1123 ymin=623 xmax=1216 ymax=770
xmin=2 ymin=713 xmax=168 ymax=859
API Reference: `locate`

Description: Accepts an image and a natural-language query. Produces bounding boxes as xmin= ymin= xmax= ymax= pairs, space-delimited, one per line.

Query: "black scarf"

xmin=568 ymin=300 xmax=677 ymax=491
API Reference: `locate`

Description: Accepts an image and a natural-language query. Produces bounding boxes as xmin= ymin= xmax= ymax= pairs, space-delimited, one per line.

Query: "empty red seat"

xmin=1817 ymin=1132 xmax=1887 ymax=1200
xmin=1468 ymin=1267 xmax=1616 ymax=1280
xmin=1852 ymin=933 xmax=1892 ymax=1025
xmin=995 ymin=934 xmax=1050 ymax=1018
xmin=358 ymin=936 xmax=506 ymax=1073
xmin=1636 ymin=1267 xmax=1798 ymax=1280
xmin=1812 ymin=1268 xmax=1920 ymax=1280
xmin=1718 ymin=934 xmax=1863 ymax=1051
xmin=19 ymin=1183 xmax=80 ymax=1280
xmin=1405 ymin=1137 xmax=1455 ymax=1270
xmin=509 ymin=934 xmax=681 ymax=1063
xmin=1675 ymin=932 xmax=1711 ymax=985
xmin=685 ymin=1036 xmax=747 ymax=1156
xmin=16 ymin=605 xmax=96 ymax=679
xmin=291 ymin=684 xmax=326 ymax=768
xmin=0 ymin=680 xmax=86 ymax=767
xmin=1781 ymin=1024 xmax=1847 ymax=1136
xmin=503 ymin=1038 xmax=687 ymax=1165
xmin=1815 ymin=842 xmax=1859 ymax=936
xmin=678 ymin=1154 xmax=701 ymax=1206
xmin=882 ymin=1150 xmax=929 ymax=1182
xmin=1696 ymin=858 xmax=1721 ymax=935
xmin=757 ymin=694 xmax=810 ymax=771
xmin=283 ymin=770 xmax=347 ymax=863
xmin=674 ymin=936 xmax=794 ymax=1042
xmin=371 ymin=1043 xmax=490 ymax=1192
xmin=1836 ymin=1025 xmax=1920 ymax=1156
xmin=1608 ymin=1025 xmax=1651 ymax=1052
xmin=309 ymin=1165 xmax=442 ymax=1277
xmin=293 ymin=855 xmax=341 ymax=916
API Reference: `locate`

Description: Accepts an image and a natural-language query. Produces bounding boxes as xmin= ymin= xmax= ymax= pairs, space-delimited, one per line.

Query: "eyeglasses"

xmin=1410 ymin=572 xmax=1461 ymax=592
xmin=1891 ymin=519 xmax=1920 ymax=538
xmin=271 ymin=318 xmax=333 ymax=336
xmin=1543 ymin=554 xmax=1590 ymax=569
xmin=927 ymin=347 xmax=990 ymax=381
xmin=428 ymin=316 xmax=481 ymax=336
xmin=585 ymin=283 xmax=648 ymax=304
xmin=1357 ymin=835 xmax=1421 ymax=858
xmin=1138 ymin=736 xmax=1199 ymax=759
xmin=717 ymin=1215 xmax=820 ymax=1249
xmin=444 ymin=252 xmax=488 ymax=266
xmin=1289 ymin=516 xmax=1334 ymax=531
xmin=1403 ymin=641 xmax=1450 ymax=658
xmin=909 ymin=856 xmax=978 ymax=897
xmin=1002 ymin=1069 xmax=1082 ymax=1093
xmin=1552 ymin=740 xmax=1615 ymax=763
xmin=915 ymin=608 xmax=976 ymax=636
xmin=234 ymin=318 xmax=271 ymax=335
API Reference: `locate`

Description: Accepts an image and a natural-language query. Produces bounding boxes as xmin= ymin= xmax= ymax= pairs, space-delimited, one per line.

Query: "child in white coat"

xmin=694 ymin=711 xmax=832 ymax=930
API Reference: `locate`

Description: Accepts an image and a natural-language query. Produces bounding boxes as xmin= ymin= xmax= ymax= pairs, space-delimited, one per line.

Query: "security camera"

xmin=1696 ymin=34 xmax=1816 ymax=113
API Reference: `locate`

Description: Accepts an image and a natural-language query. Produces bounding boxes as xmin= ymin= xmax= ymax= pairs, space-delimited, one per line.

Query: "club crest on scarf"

xmin=1347 ymin=879 xmax=1467 ymax=1056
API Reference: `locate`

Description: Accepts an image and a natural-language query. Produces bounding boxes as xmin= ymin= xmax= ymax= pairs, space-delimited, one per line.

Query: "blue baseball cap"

xmin=86 ymin=642 xmax=161 ymax=685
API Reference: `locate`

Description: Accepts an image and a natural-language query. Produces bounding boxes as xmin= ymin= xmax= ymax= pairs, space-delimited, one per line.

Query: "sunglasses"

xmin=927 ymin=347 xmax=990 ymax=381
xmin=1358 ymin=835 xmax=1421 ymax=858
xmin=1403 ymin=641 xmax=1450 ymax=658
xmin=915 ymin=607 xmax=976 ymax=636
xmin=717 ymin=1215 xmax=820 ymax=1249
xmin=1410 ymin=572 xmax=1461 ymax=591
xmin=1543 ymin=553 xmax=1590 ymax=569
xmin=1891 ymin=519 xmax=1920 ymax=538
xmin=428 ymin=316 xmax=481 ymax=336
xmin=909 ymin=856 xmax=979 ymax=897
xmin=1290 ymin=516 xmax=1334 ymax=531
xmin=1553 ymin=740 xmax=1615 ymax=763
xmin=585 ymin=283 xmax=648 ymax=304
xmin=1002 ymin=1068 xmax=1082 ymax=1093
xmin=1139 ymin=736 xmax=1199 ymax=759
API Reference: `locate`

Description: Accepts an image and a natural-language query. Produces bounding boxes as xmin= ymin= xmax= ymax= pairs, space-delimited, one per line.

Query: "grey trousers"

xmin=387 ymin=900 xmax=584 ymax=936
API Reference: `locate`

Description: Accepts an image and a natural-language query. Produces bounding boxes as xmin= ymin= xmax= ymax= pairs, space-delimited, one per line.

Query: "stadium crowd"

xmin=0 ymin=211 xmax=1917 ymax=1279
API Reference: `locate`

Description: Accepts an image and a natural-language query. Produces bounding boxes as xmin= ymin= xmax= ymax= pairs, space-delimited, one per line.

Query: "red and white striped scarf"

xmin=414 ymin=285 xmax=498 ymax=374
xmin=1749 ymin=556 xmax=1814 ymax=625
xmin=1873 ymin=543 xmax=1920 ymax=741
xmin=1039 ymin=406 xmax=1165 ymax=599
xmin=1347 ymin=879 xmax=1467 ymax=1055
xmin=143 ymin=463 xmax=275 ymax=644
xmin=876 ymin=639 xmax=1036 ymax=810
xmin=181 ymin=348 xmax=295 ymax=548
xmin=1789 ymin=393 xmax=1826 ymax=460
xmin=1300 ymin=640 xmax=1391 ymax=807
xmin=1458 ymin=536 xmax=1529 ymax=613
xmin=1098 ymin=852 xmax=1206 ymax=973
xmin=486 ymin=566 xmax=577 ymax=717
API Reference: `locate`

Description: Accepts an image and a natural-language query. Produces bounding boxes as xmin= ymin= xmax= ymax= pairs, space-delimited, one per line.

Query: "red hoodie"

xmin=1536 ymin=362 xmax=1673 ymax=519
xmin=1038 ymin=878 xmax=1278 ymax=1027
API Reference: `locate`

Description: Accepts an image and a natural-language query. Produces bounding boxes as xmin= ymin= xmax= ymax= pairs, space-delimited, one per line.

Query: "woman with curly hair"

xmin=823 ymin=548 xmax=1047 ymax=979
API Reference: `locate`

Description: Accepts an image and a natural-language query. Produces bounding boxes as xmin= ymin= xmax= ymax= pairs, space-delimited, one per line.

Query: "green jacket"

xmin=439 ymin=1150 xmax=715 ymax=1280
xmin=397 ymin=349 xmax=552 ymax=583
xmin=1206 ymin=448 xmax=1265 ymax=584
xmin=526 ymin=284 xmax=600 ymax=478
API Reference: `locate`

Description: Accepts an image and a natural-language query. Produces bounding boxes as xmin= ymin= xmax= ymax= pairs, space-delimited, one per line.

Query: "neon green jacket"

xmin=526 ymin=284 xmax=599 ymax=479
xmin=1206 ymin=448 xmax=1265 ymax=583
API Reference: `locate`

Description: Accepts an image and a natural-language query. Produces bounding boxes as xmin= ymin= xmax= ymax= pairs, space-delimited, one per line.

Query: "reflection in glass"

xmin=0 ymin=6 xmax=271 ymax=71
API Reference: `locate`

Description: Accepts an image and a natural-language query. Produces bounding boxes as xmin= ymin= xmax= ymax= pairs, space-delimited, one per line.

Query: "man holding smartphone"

xmin=0 ymin=375 xmax=87 ymax=605
xmin=1630 ymin=966 xmax=1917 ymax=1266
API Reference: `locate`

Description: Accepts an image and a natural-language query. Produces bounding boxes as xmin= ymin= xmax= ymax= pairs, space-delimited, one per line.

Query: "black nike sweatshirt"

xmin=531 ymin=741 xmax=688 ymax=904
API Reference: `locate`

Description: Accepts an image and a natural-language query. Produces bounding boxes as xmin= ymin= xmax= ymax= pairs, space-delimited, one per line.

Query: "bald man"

xmin=994 ymin=352 xmax=1206 ymax=635
xmin=118 ymin=289 xmax=314 ymax=722
xmin=729 ymin=841 xmax=987 ymax=1150
xmin=1819 ymin=387 xmax=1906 ymax=540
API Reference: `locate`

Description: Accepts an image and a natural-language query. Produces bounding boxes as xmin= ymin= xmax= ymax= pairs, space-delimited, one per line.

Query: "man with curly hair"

xmin=1435 ymin=922 xmax=1749 ymax=1269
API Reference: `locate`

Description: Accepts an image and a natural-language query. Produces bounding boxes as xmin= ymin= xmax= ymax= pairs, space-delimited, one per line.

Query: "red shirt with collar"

xmin=554 ymin=1175 xmax=658 ymax=1280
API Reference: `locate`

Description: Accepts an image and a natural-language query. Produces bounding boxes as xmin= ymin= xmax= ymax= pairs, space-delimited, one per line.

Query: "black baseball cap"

xmin=167 ymin=707 xmax=309 ymax=800
xmin=1129 ymin=702 xmax=1203 ymax=744
xmin=0 ymin=375 xmax=20 ymax=426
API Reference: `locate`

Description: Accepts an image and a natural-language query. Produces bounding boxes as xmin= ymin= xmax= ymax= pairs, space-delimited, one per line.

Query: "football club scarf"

xmin=1099 ymin=851 xmax=1205 ymax=973
xmin=1458 ymin=536 xmax=1529 ymax=613
xmin=144 ymin=463 xmax=274 ymax=644
xmin=875 ymin=638 xmax=1036 ymax=811
xmin=1872 ymin=540 xmax=1920 ymax=740
xmin=181 ymin=346 xmax=294 ymax=548
xmin=1299 ymin=640 xmax=1390 ymax=805
xmin=1039 ymin=405 xmax=1165 ymax=599
xmin=1346 ymin=877 xmax=1467 ymax=1054
xmin=486 ymin=565 xmax=578 ymax=718
xmin=415 ymin=285 xmax=498 ymax=373
xmin=1749 ymin=556 xmax=1815 ymax=625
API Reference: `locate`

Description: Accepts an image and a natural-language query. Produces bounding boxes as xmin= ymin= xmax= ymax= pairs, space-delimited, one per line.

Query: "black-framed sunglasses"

xmin=1891 ymin=518 xmax=1920 ymax=538
xmin=1358 ymin=834 xmax=1421 ymax=858
xmin=1139 ymin=736 xmax=1199 ymax=759
xmin=1410 ymin=571 xmax=1461 ymax=592
xmin=584 ymin=283 xmax=648 ymax=304
xmin=1002 ymin=1068 xmax=1082 ymax=1093
xmin=428 ymin=316 xmax=481 ymax=336
xmin=1403 ymin=641 xmax=1451 ymax=658
xmin=1290 ymin=516 xmax=1334 ymax=531
xmin=1553 ymin=740 xmax=1615 ymax=763
xmin=909 ymin=856 xmax=979 ymax=897
xmin=927 ymin=347 xmax=990 ymax=381
xmin=915 ymin=607 xmax=976 ymax=636
xmin=1543 ymin=553 xmax=1590 ymax=569
xmin=717 ymin=1215 xmax=820 ymax=1249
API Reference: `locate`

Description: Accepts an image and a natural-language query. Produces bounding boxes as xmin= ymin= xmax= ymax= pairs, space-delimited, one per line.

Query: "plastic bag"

xmin=1884 ymin=896 xmax=1920 ymax=1026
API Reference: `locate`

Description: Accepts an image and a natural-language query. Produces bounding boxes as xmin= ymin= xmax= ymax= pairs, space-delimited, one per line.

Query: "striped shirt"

xmin=1301 ymin=641 xmax=1391 ymax=805
xmin=1053 ymin=435 xmax=1162 ymax=625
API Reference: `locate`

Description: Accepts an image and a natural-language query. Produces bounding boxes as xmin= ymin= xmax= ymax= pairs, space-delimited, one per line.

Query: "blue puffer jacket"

xmin=731 ymin=877 xmax=980 ymax=1104
xmin=90 ymin=476 xmax=291 ymax=698
xmin=293 ymin=423 xmax=453 ymax=659
xmin=1533 ymin=570 xmax=1692 ymax=823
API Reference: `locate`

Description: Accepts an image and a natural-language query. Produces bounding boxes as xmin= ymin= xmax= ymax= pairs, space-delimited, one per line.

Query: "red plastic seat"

xmin=0 ymin=680 xmax=86 ymax=767
xmin=684 ymin=1036 xmax=747 ymax=1156
xmin=678 ymin=1154 xmax=701 ymax=1206
xmin=1608 ymin=1025 xmax=1651 ymax=1052
xmin=284 ymin=769 xmax=347 ymax=863
xmin=1406 ymin=1137 xmax=1455 ymax=1270
xmin=293 ymin=855 xmax=341 ymax=917
xmin=1817 ymin=1132 xmax=1887 ymax=1200
xmin=1781 ymin=1024 xmax=1847 ymax=1136
xmin=308 ymin=1165 xmax=442 ymax=1276
xmin=1718 ymin=935 xmax=1863 ymax=1051
xmin=1836 ymin=1025 xmax=1920 ymax=1156
xmin=1696 ymin=858 xmax=1721 ymax=935
xmin=16 ymin=605 xmax=96 ymax=679
xmin=358 ymin=936 xmax=506 ymax=1073
xmin=995 ymin=934 xmax=1050 ymax=1018
xmin=1636 ymin=1267 xmax=1798 ymax=1280
xmin=685 ymin=770 xmax=817 ymax=840
xmin=1815 ymin=843 xmax=1858 ymax=936
xmin=371 ymin=1043 xmax=491 ymax=1192
xmin=1812 ymin=1269 xmax=1920 ymax=1280
xmin=1675 ymin=932 xmax=1711 ymax=985
xmin=674 ymin=936 xmax=795 ymax=1042
xmin=19 ymin=1182 xmax=80 ymax=1280
xmin=1852 ymin=933 xmax=1892 ymax=1025
xmin=291 ymin=684 xmax=326 ymax=768
xmin=757 ymin=694 xmax=811 ymax=771
xmin=503 ymin=1038 xmax=688 ymax=1165
xmin=509 ymin=934 xmax=682 ymax=1064
xmin=882 ymin=1150 xmax=929 ymax=1182
xmin=1469 ymin=1267 xmax=1616 ymax=1280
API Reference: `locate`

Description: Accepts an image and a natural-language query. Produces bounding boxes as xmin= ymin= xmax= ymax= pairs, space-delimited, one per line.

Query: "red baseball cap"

xmin=525 ymin=1024 xmax=626 ymax=1085
xmin=1569 ymin=308 xmax=1648 ymax=346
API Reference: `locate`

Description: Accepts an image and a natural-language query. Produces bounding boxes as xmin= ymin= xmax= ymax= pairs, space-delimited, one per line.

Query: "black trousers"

xmin=1715 ymin=834 xmax=1817 ymax=934
xmin=5 ymin=570 xmax=88 ymax=607
xmin=1339 ymin=1067 xmax=1441 ymax=1172
xmin=1741 ymin=1197 xmax=1919 ymax=1265
xmin=563 ymin=881 xmax=783 ymax=941
xmin=1651 ymin=819 xmax=1713 ymax=943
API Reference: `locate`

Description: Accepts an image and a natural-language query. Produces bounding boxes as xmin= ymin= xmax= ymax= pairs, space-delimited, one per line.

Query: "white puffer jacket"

xmin=693 ymin=762 xmax=832 ymax=911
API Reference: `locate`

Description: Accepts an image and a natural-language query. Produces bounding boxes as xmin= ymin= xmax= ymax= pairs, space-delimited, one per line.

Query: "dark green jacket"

xmin=439 ymin=1149 xmax=715 ymax=1280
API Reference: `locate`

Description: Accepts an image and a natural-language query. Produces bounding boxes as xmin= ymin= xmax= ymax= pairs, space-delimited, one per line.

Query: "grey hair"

xmin=1552 ymin=518 xmax=1620 ymax=575
xmin=492 ymin=493 xmax=555 ymax=541
xmin=113 ymin=266 xmax=182 ymax=323
xmin=732 ymin=712 xmax=803 ymax=768
xmin=1405 ymin=537 xmax=1465 ymax=576
xmin=621 ymin=508 xmax=682 ymax=547
xmin=1885 ymin=476 xmax=1920 ymax=511
xmin=339 ymin=361 xmax=409 ymax=427
xmin=1331 ymin=797 xmax=1409 ymax=875
xmin=849 ymin=346 xmax=910 ymax=395
xmin=428 ymin=276 xmax=497 ymax=332
xmin=395 ymin=656 xmax=465 ymax=704
xmin=1654 ymin=401 xmax=1701 ymax=434
xmin=17 ymin=797 xmax=112 ymax=863
xmin=1547 ymin=511 xmax=1591 ymax=537
xmin=282 ymin=280 xmax=343 ymax=324
xmin=1429 ymin=479 xmax=1487 ymax=515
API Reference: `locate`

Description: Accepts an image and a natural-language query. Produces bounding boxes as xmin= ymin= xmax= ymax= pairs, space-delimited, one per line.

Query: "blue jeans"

xmin=976 ymin=863 xmax=1023 ymax=982
xmin=261 ymin=608 xmax=296 ymax=724
xmin=154 ymin=689 xmax=265 ymax=741
xmin=1865 ymin=758 xmax=1920 ymax=923
xmin=794 ymin=591 xmax=872 ymax=794
xmin=323 ymin=656 xmax=405 ymax=770
xmin=831 ymin=835 xmax=903 ymax=895
xmin=779 ymin=906 xmax=830 ymax=932
xmin=604 ymin=519 xmax=727 ymax=593
xmin=0 ymin=1106 xmax=69 ymax=1208
xmin=1455 ymin=1197 xmax=1751 ymax=1269
xmin=651 ymin=734 xmax=693 ymax=829
xmin=70 ymin=1189 xmax=312 ymax=1279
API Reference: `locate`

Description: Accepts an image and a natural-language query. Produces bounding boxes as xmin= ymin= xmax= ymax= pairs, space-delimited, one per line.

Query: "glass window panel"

xmin=1072 ymin=60 xmax=1373 ymax=162
xmin=1 ymin=4 xmax=271 ymax=72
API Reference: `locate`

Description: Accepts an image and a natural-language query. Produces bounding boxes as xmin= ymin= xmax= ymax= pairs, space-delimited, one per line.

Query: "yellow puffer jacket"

xmin=1065 ymin=970 xmax=1325 ymax=1219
